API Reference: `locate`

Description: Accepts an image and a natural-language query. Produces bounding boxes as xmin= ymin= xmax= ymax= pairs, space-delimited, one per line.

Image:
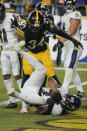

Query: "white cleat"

xmin=7 ymin=88 xmax=15 ymax=96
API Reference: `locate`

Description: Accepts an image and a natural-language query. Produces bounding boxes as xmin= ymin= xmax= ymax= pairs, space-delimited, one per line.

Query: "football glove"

xmin=11 ymin=14 xmax=21 ymax=28
xmin=53 ymin=41 xmax=64 ymax=52
xmin=11 ymin=18 xmax=18 ymax=28
xmin=53 ymin=44 xmax=57 ymax=52
xmin=72 ymin=39 xmax=83 ymax=49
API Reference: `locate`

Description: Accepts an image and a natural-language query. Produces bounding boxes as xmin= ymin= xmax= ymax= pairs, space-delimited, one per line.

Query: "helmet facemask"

xmin=64 ymin=0 xmax=77 ymax=13
xmin=61 ymin=94 xmax=81 ymax=111
xmin=28 ymin=10 xmax=44 ymax=32
xmin=35 ymin=2 xmax=48 ymax=16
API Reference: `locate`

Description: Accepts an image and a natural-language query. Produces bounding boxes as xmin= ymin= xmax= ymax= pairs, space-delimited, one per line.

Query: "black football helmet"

xmin=64 ymin=0 xmax=77 ymax=13
xmin=35 ymin=2 xmax=47 ymax=11
xmin=28 ymin=10 xmax=44 ymax=32
xmin=62 ymin=94 xmax=81 ymax=111
xmin=35 ymin=2 xmax=47 ymax=16
xmin=0 ymin=3 xmax=5 ymax=24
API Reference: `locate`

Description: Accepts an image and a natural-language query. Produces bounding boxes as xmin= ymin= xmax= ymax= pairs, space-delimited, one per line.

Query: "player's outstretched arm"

xmin=51 ymin=25 xmax=83 ymax=49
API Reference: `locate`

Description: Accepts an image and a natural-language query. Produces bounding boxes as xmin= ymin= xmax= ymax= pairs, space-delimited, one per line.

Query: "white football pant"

xmin=13 ymin=51 xmax=49 ymax=105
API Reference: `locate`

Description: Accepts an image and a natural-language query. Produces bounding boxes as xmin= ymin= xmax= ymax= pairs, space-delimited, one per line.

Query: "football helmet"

xmin=28 ymin=10 xmax=44 ymax=32
xmin=35 ymin=2 xmax=47 ymax=11
xmin=35 ymin=2 xmax=47 ymax=16
xmin=0 ymin=3 xmax=5 ymax=24
xmin=62 ymin=94 xmax=81 ymax=111
xmin=64 ymin=0 xmax=77 ymax=13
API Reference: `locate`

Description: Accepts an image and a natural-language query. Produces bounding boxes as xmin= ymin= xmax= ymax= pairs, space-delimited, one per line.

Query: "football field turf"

xmin=0 ymin=64 xmax=87 ymax=131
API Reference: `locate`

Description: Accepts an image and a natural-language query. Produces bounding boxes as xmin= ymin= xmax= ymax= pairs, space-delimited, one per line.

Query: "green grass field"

xmin=0 ymin=64 xmax=87 ymax=131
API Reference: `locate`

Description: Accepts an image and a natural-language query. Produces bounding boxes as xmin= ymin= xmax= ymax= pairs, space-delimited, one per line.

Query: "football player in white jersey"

xmin=8 ymin=41 xmax=81 ymax=115
xmin=58 ymin=0 xmax=85 ymax=99
xmin=0 ymin=3 xmax=22 ymax=108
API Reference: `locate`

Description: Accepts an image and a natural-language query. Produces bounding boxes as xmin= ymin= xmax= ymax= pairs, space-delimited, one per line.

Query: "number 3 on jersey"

xmin=28 ymin=37 xmax=44 ymax=49
xmin=0 ymin=28 xmax=8 ymax=43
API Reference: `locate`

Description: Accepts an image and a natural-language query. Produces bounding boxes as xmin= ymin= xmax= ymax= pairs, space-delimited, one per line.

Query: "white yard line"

xmin=69 ymin=81 xmax=87 ymax=89
xmin=55 ymin=67 xmax=87 ymax=71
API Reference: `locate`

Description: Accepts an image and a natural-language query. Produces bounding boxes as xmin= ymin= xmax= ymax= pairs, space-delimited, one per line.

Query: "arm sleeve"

xmin=52 ymin=25 xmax=76 ymax=42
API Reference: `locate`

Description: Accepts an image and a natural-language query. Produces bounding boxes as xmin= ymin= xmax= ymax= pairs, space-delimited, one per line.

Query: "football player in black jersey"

xmin=35 ymin=2 xmax=55 ymax=93
xmin=12 ymin=10 xmax=83 ymax=112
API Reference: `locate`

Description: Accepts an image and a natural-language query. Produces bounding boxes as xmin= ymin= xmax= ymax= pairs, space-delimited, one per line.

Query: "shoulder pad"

xmin=71 ymin=11 xmax=81 ymax=20
xmin=47 ymin=14 xmax=54 ymax=22
xmin=44 ymin=17 xmax=52 ymax=24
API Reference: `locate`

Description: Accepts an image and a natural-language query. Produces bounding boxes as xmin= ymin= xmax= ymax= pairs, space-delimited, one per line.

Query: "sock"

xmin=60 ymin=68 xmax=73 ymax=95
xmin=16 ymin=78 xmax=22 ymax=91
xmin=4 ymin=79 xmax=13 ymax=92
xmin=72 ymin=70 xmax=84 ymax=92
xmin=4 ymin=79 xmax=16 ymax=103
xmin=16 ymin=78 xmax=28 ymax=110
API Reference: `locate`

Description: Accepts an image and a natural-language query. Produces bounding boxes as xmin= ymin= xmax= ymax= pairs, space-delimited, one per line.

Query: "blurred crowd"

xmin=0 ymin=0 xmax=87 ymax=16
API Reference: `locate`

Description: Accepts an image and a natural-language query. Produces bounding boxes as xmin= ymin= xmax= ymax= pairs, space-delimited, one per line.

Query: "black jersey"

xmin=15 ymin=14 xmax=82 ymax=52
xmin=19 ymin=19 xmax=52 ymax=53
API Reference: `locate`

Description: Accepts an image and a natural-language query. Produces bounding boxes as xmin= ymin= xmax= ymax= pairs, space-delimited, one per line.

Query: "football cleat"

xmin=77 ymin=91 xmax=86 ymax=100
xmin=3 ymin=102 xmax=17 ymax=109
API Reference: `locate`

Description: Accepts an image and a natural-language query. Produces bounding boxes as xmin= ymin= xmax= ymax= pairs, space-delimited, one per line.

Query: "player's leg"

xmin=42 ymin=45 xmax=61 ymax=92
xmin=72 ymin=49 xmax=85 ymax=99
xmin=1 ymin=50 xmax=17 ymax=108
xmin=8 ymin=50 xmax=47 ymax=105
xmin=10 ymin=50 xmax=22 ymax=92
xmin=59 ymin=48 xmax=76 ymax=95
xmin=21 ymin=56 xmax=34 ymax=89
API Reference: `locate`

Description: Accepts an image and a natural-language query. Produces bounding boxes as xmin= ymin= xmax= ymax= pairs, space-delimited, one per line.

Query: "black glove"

xmin=11 ymin=18 xmax=18 ymax=28
xmin=72 ymin=39 xmax=83 ymax=49
xmin=53 ymin=44 xmax=57 ymax=52
xmin=57 ymin=41 xmax=64 ymax=48
xmin=11 ymin=14 xmax=21 ymax=28
xmin=53 ymin=41 xmax=64 ymax=52
xmin=53 ymin=33 xmax=56 ymax=39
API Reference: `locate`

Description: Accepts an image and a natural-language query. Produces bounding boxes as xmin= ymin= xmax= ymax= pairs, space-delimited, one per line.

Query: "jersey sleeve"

xmin=44 ymin=18 xmax=54 ymax=31
xmin=70 ymin=11 xmax=81 ymax=20
xmin=16 ymin=27 xmax=25 ymax=38
xmin=16 ymin=19 xmax=28 ymax=38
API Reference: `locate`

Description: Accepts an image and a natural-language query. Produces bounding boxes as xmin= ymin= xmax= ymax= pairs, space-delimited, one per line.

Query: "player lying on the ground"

xmin=8 ymin=42 xmax=81 ymax=115
xmin=36 ymin=89 xmax=81 ymax=115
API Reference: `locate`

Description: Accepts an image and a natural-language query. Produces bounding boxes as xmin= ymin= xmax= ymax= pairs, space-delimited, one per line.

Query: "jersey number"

xmin=0 ymin=28 xmax=8 ymax=43
xmin=28 ymin=37 xmax=44 ymax=49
